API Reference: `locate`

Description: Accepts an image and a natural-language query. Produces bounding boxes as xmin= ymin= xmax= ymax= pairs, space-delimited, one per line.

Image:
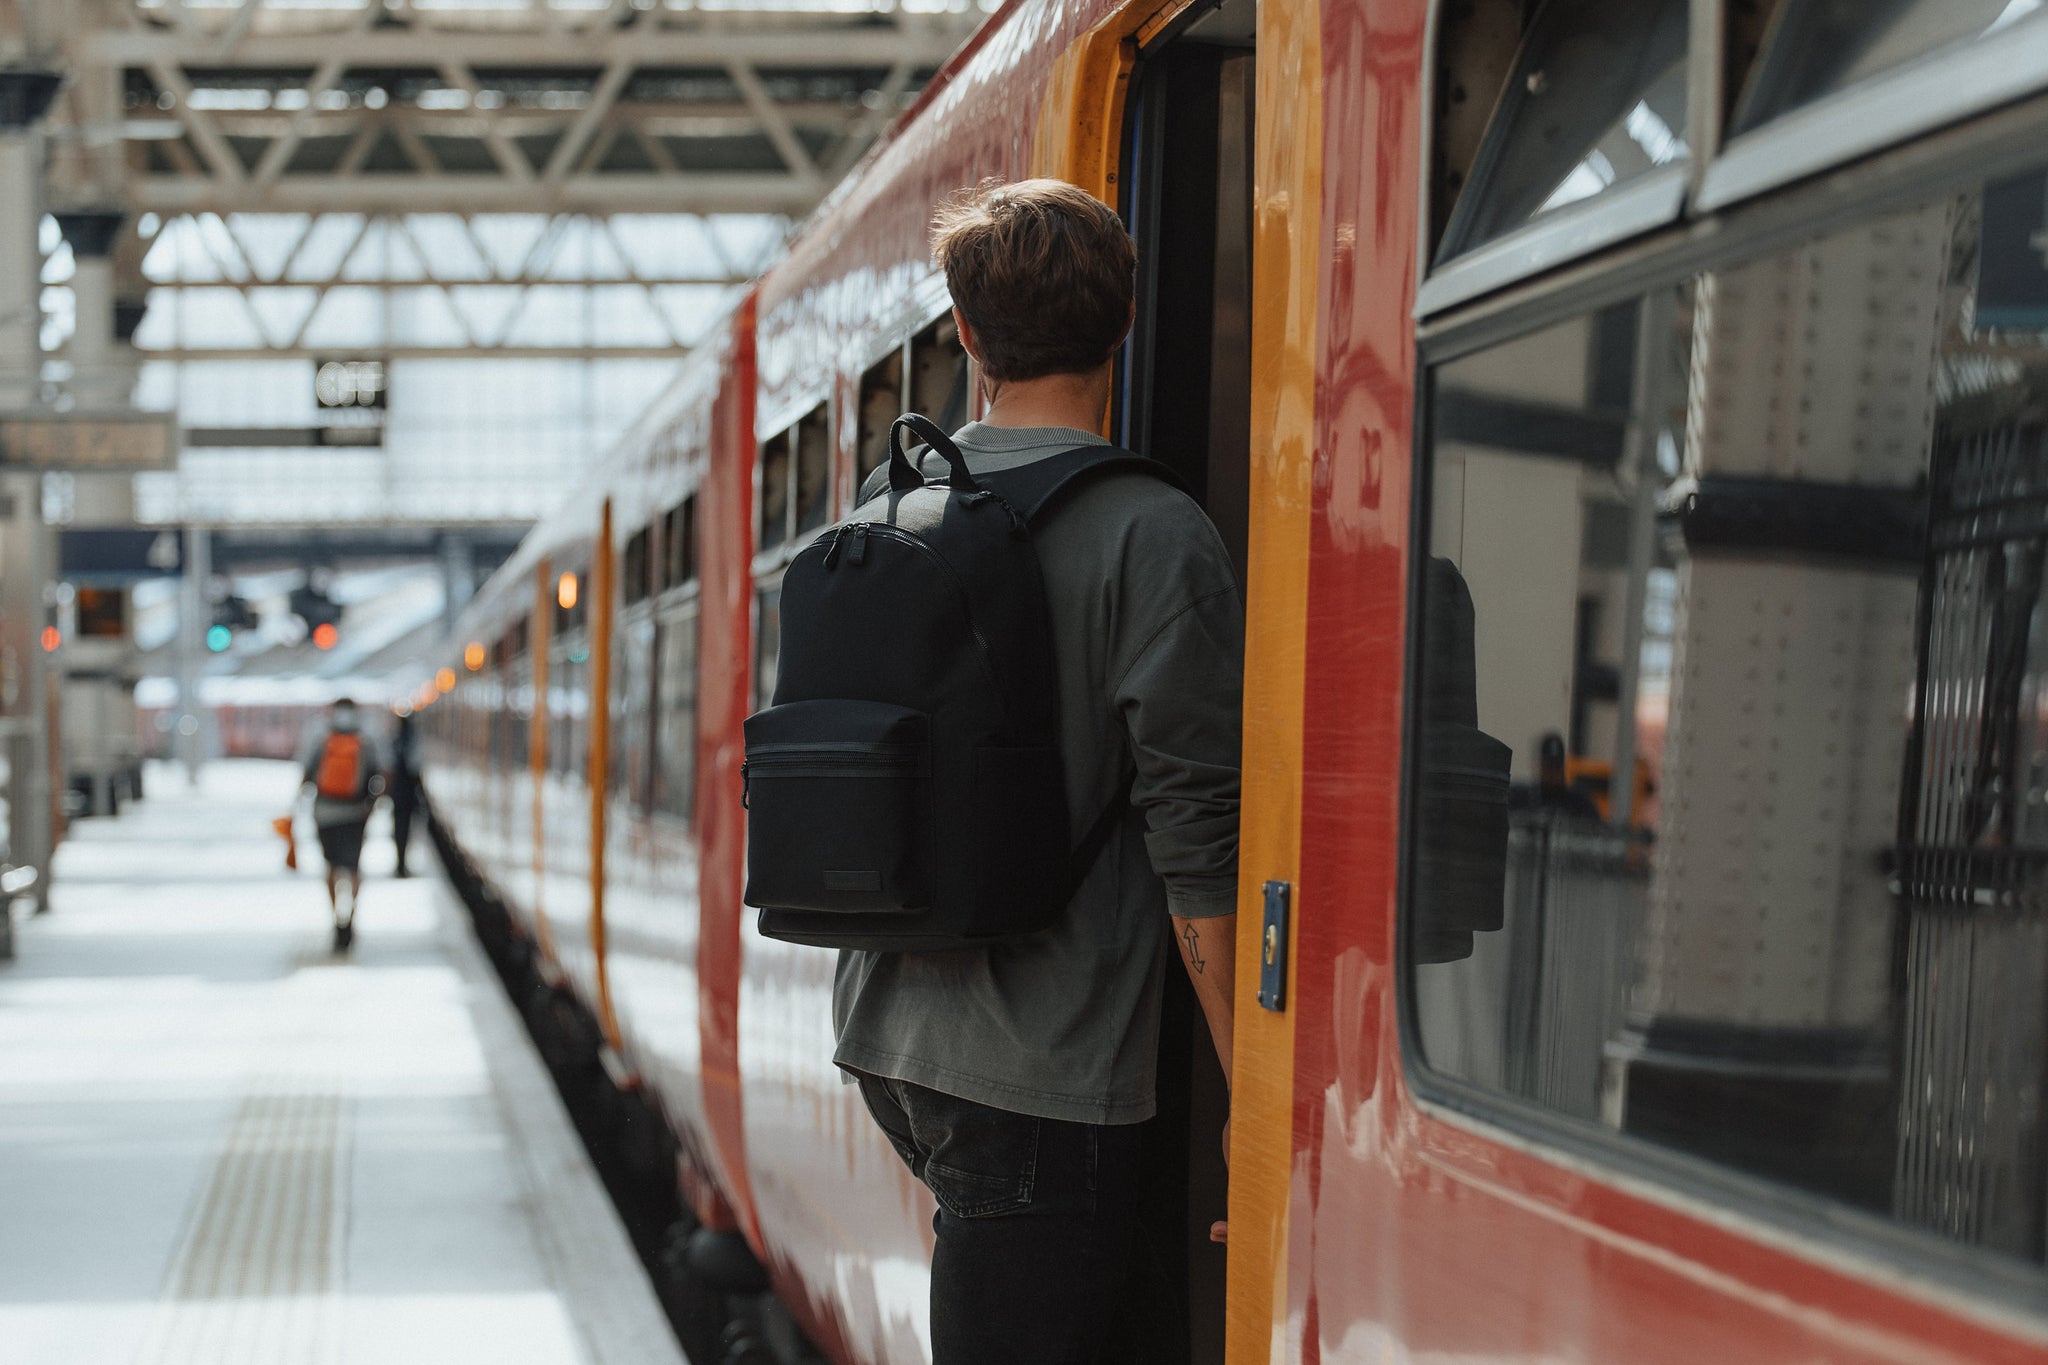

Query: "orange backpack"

xmin=315 ymin=733 xmax=365 ymax=800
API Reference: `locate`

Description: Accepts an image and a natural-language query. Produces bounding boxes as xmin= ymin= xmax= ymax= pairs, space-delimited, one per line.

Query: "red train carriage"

xmin=423 ymin=0 xmax=2048 ymax=1360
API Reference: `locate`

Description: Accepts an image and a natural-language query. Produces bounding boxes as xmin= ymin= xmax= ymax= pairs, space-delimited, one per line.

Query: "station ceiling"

xmin=7 ymin=0 xmax=988 ymax=527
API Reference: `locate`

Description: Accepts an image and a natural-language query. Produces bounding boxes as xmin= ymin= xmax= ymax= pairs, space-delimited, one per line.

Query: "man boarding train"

xmin=750 ymin=178 xmax=1244 ymax=1364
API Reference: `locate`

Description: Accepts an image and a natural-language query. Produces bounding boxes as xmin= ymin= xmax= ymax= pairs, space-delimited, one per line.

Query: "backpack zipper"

xmin=745 ymin=741 xmax=920 ymax=761
xmin=741 ymin=744 xmax=918 ymax=808
xmin=799 ymin=522 xmax=1014 ymax=725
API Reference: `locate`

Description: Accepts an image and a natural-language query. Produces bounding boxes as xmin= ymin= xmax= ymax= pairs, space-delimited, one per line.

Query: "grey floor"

xmin=0 ymin=760 xmax=687 ymax=1365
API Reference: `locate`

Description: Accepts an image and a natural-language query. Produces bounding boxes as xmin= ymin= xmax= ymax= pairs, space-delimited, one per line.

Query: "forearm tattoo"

xmin=1181 ymin=922 xmax=1206 ymax=974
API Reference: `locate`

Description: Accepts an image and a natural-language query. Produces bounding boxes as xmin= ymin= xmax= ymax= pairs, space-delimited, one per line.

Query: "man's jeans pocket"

xmin=856 ymin=1075 xmax=1040 ymax=1219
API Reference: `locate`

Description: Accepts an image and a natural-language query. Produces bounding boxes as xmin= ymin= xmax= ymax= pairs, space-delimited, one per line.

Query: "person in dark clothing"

xmin=388 ymin=708 xmax=421 ymax=878
xmin=834 ymin=179 xmax=1244 ymax=1365
xmin=302 ymin=697 xmax=383 ymax=952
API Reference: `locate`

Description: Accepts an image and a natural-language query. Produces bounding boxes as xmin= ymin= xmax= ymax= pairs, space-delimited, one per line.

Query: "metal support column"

xmin=1 ymin=69 xmax=65 ymax=914
xmin=440 ymin=533 xmax=476 ymax=637
xmin=55 ymin=210 xmax=130 ymax=408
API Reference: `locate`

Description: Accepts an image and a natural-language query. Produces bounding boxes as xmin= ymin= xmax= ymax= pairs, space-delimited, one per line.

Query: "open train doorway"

xmin=1116 ymin=0 xmax=1254 ymax=1361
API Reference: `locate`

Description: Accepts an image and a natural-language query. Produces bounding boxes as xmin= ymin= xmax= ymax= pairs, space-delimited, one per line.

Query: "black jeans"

xmin=855 ymin=1074 xmax=1143 ymax=1365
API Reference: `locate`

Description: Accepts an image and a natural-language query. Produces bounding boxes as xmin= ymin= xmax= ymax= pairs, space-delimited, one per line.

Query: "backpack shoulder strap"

xmin=977 ymin=447 xmax=1192 ymax=906
xmin=974 ymin=446 xmax=1190 ymax=526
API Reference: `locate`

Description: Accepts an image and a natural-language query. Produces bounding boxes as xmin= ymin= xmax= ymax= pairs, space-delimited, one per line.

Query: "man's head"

xmin=930 ymin=179 xmax=1136 ymax=386
xmin=331 ymin=697 xmax=359 ymax=732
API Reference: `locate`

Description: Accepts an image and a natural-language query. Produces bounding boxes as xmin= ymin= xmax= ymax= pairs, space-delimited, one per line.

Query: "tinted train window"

xmin=654 ymin=607 xmax=698 ymax=819
xmin=1410 ymin=168 xmax=2048 ymax=1269
xmin=794 ymin=405 xmax=832 ymax=535
xmin=1731 ymin=0 xmax=2043 ymax=137
xmin=857 ymin=348 xmax=905 ymax=485
xmin=620 ymin=615 xmax=655 ymax=808
xmin=909 ymin=314 xmax=970 ymax=430
xmin=664 ymin=497 xmax=696 ymax=590
xmin=759 ymin=431 xmax=791 ymax=553
xmin=1435 ymin=0 xmax=1689 ymax=266
xmin=623 ymin=527 xmax=651 ymax=606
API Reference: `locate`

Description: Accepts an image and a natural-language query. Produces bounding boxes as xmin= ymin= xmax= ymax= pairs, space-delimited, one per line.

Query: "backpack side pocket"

xmin=744 ymin=700 xmax=931 ymax=913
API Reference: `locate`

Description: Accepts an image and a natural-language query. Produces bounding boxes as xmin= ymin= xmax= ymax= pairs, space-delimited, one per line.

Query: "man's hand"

xmin=1172 ymin=913 xmax=1235 ymax=1246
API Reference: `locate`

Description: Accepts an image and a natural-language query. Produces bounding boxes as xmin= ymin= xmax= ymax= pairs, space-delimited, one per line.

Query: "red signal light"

xmin=39 ymin=626 xmax=60 ymax=653
xmin=312 ymin=622 xmax=338 ymax=650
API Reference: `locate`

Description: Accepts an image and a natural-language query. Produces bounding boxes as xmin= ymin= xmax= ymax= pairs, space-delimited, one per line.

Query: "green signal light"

xmin=205 ymin=624 xmax=233 ymax=652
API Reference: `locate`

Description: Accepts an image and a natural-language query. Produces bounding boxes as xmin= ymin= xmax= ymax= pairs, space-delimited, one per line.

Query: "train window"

xmin=759 ymin=430 xmax=791 ymax=553
xmin=793 ymin=405 xmax=832 ymax=536
xmin=653 ymin=606 xmax=698 ymax=819
xmin=753 ymin=582 xmax=781 ymax=713
xmin=662 ymin=498 xmax=696 ymax=590
xmin=550 ymin=658 xmax=580 ymax=779
xmin=1437 ymin=0 xmax=1689 ymax=265
xmin=505 ymin=651 xmax=530 ymax=769
xmin=620 ymin=615 xmax=655 ymax=809
xmin=1409 ymin=164 xmax=2048 ymax=1273
xmin=1701 ymin=1 xmax=2048 ymax=213
xmin=908 ymin=314 xmax=970 ymax=430
xmin=1422 ymin=0 xmax=1690 ymax=312
xmin=622 ymin=527 xmax=651 ymax=606
xmin=1730 ymin=0 xmax=2042 ymax=138
xmin=857 ymin=347 xmax=905 ymax=486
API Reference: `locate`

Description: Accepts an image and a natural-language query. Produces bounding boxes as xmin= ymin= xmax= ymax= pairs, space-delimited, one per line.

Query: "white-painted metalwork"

xmin=3 ymin=0 xmax=984 ymax=528
xmin=1415 ymin=165 xmax=1690 ymax=319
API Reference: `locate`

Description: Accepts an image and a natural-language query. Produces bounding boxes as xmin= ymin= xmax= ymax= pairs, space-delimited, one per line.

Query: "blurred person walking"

xmin=302 ymin=697 xmax=383 ymax=953
xmin=388 ymin=707 xmax=422 ymax=878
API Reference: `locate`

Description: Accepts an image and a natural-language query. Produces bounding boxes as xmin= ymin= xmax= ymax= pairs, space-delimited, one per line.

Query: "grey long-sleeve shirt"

xmin=831 ymin=422 xmax=1244 ymax=1124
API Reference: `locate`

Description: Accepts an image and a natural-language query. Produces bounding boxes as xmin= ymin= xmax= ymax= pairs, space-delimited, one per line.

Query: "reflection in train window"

xmin=759 ymin=430 xmax=791 ymax=553
xmin=1411 ymin=167 xmax=2048 ymax=1268
xmin=794 ymin=405 xmax=832 ymax=535
xmin=653 ymin=607 xmax=698 ymax=820
xmin=857 ymin=348 xmax=906 ymax=486
xmin=1435 ymin=0 xmax=1689 ymax=266
xmin=909 ymin=313 xmax=970 ymax=430
xmin=1731 ymin=0 xmax=2045 ymax=137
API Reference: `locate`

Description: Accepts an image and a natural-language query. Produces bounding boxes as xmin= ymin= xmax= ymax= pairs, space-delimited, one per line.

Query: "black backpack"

xmin=744 ymin=414 xmax=1182 ymax=951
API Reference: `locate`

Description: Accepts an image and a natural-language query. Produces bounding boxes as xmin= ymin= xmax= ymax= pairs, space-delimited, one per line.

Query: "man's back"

xmin=832 ymin=421 xmax=1243 ymax=1124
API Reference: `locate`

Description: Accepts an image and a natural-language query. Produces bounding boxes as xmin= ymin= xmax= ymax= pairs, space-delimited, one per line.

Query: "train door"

xmin=1118 ymin=2 xmax=1255 ymax=1360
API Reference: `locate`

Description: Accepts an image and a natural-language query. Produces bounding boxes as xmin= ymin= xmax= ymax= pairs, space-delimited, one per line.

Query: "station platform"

xmin=0 ymin=760 xmax=688 ymax=1365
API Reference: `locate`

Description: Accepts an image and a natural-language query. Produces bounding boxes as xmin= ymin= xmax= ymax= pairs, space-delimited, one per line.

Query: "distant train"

xmin=424 ymin=0 xmax=2048 ymax=1361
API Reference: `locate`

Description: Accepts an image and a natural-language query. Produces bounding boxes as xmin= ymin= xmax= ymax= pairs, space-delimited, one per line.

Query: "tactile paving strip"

xmin=133 ymin=1084 xmax=351 ymax=1365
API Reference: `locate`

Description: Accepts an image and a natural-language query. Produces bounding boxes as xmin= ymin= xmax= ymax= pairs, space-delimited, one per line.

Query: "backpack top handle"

xmin=888 ymin=413 xmax=983 ymax=495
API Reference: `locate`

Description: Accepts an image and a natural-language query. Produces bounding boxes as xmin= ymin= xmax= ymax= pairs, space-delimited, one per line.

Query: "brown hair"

xmin=929 ymin=178 xmax=1136 ymax=384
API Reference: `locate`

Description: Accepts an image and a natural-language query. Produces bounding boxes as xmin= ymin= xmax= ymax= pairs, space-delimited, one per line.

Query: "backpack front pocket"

xmin=743 ymin=700 xmax=931 ymax=913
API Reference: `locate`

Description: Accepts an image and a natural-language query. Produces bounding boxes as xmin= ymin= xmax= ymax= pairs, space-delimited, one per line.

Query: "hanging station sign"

xmin=0 ymin=413 xmax=178 ymax=471
xmin=313 ymin=357 xmax=388 ymax=448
